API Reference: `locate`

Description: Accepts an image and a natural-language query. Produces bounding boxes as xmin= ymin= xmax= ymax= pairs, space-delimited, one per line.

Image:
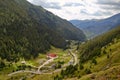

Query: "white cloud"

xmin=27 ymin=0 xmax=120 ymax=20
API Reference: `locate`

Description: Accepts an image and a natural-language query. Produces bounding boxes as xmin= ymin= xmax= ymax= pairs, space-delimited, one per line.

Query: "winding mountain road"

xmin=8 ymin=49 xmax=78 ymax=76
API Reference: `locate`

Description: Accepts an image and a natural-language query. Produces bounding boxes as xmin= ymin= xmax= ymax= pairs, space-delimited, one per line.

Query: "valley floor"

xmin=0 ymin=46 xmax=78 ymax=80
xmin=1 ymin=39 xmax=120 ymax=80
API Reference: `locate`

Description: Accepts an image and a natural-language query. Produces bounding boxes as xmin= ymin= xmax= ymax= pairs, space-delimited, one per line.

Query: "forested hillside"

xmin=15 ymin=0 xmax=86 ymax=41
xmin=0 ymin=0 xmax=86 ymax=62
xmin=79 ymin=26 xmax=120 ymax=62
xmin=54 ymin=26 xmax=120 ymax=80
xmin=0 ymin=0 xmax=63 ymax=62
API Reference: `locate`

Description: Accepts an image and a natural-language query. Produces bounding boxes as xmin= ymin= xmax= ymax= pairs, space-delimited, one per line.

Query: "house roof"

xmin=47 ymin=53 xmax=57 ymax=57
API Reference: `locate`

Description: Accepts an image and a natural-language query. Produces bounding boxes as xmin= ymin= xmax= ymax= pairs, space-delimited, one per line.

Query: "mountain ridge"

xmin=0 ymin=0 xmax=86 ymax=61
xmin=15 ymin=0 xmax=86 ymax=41
xmin=70 ymin=13 xmax=120 ymax=39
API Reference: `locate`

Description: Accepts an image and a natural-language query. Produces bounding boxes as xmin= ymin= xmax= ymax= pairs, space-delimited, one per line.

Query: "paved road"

xmin=37 ymin=58 xmax=54 ymax=72
xmin=69 ymin=49 xmax=78 ymax=66
xmin=8 ymin=67 xmax=68 ymax=76
xmin=8 ymin=70 xmax=41 ymax=76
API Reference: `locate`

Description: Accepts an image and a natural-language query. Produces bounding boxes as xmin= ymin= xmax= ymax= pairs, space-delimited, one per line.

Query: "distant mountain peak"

xmin=70 ymin=13 xmax=120 ymax=39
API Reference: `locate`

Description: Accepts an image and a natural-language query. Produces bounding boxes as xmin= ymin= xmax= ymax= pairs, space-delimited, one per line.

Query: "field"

xmin=0 ymin=46 xmax=72 ymax=80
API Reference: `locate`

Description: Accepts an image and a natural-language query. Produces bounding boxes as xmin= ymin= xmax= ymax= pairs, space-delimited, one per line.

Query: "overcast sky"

xmin=27 ymin=0 xmax=120 ymax=20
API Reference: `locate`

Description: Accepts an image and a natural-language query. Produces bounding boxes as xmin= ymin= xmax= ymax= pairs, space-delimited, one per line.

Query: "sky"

xmin=27 ymin=0 xmax=120 ymax=20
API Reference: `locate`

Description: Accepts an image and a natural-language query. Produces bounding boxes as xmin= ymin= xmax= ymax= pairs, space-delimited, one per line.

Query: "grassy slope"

xmin=80 ymin=65 xmax=120 ymax=80
xmin=79 ymin=39 xmax=120 ymax=80
xmin=65 ymin=39 xmax=120 ymax=80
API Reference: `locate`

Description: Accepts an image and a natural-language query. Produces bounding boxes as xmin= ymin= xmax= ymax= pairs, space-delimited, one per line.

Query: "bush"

xmin=92 ymin=58 xmax=97 ymax=65
xmin=85 ymin=68 xmax=91 ymax=74
xmin=80 ymin=63 xmax=84 ymax=70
